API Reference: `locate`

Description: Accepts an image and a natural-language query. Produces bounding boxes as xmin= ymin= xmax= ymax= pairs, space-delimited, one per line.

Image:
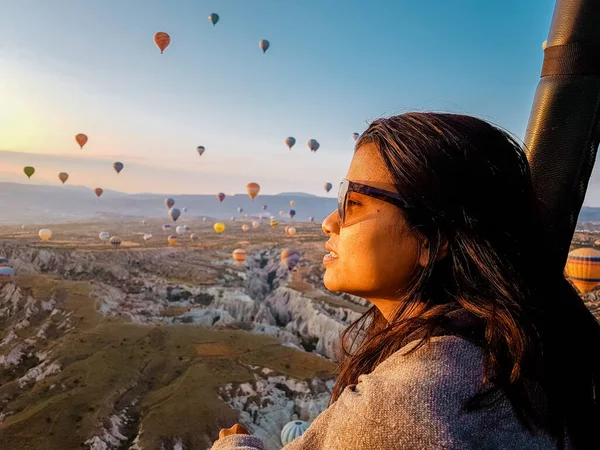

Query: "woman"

xmin=212 ymin=113 xmax=600 ymax=449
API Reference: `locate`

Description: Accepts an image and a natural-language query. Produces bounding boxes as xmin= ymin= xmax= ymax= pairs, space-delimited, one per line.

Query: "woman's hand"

xmin=218 ymin=423 xmax=250 ymax=440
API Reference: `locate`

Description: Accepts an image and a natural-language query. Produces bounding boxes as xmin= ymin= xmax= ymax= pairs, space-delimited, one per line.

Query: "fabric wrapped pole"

xmin=524 ymin=0 xmax=600 ymax=269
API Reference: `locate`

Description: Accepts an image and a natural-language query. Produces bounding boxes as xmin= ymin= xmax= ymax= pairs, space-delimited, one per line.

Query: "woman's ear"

xmin=418 ymin=239 xmax=449 ymax=267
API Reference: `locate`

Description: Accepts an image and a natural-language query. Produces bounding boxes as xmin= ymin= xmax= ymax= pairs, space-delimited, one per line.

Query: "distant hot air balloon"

xmin=324 ymin=182 xmax=332 ymax=193
xmin=279 ymin=211 xmax=285 ymax=216
xmin=21 ymin=225 xmax=26 ymax=232
xmin=176 ymin=225 xmax=186 ymax=235
xmin=290 ymin=201 xmax=295 ymax=207
xmin=287 ymin=227 xmax=297 ymax=236
xmin=252 ymin=221 xmax=260 ymax=229
xmin=217 ymin=192 xmax=226 ymax=203
xmin=231 ymin=216 xmax=236 ymax=221
xmin=269 ymin=219 xmax=280 ymax=229
xmin=197 ymin=146 xmax=205 ymax=156
xmin=308 ymin=217 xmax=314 ymax=223
xmin=143 ymin=233 xmax=153 ymax=243
xmin=99 ymin=231 xmax=110 ymax=242
xmin=284 ymin=226 xmax=290 ymax=235
xmin=58 ymin=172 xmax=69 ymax=184
xmin=182 ymin=207 xmax=187 ymax=213
xmin=169 ymin=208 xmax=181 ymax=222
xmin=247 ymin=182 xmax=260 ymax=200
xmin=0 ymin=258 xmax=10 ymax=268
xmin=109 ymin=236 xmax=122 ymax=248
xmin=23 ymin=167 xmax=35 ymax=179
xmin=565 ymin=247 xmax=600 ymax=293
xmin=0 ymin=267 xmax=14 ymax=284
xmin=190 ymin=233 xmax=198 ymax=242
xmin=285 ymin=137 xmax=296 ymax=150
xmin=238 ymin=207 xmax=244 ymax=214
xmin=162 ymin=224 xmax=172 ymax=233
xmin=94 ymin=188 xmax=103 ymax=198
xmin=232 ymin=248 xmax=247 ymax=265
xmin=289 ymin=209 xmax=296 ymax=219
xmin=307 ymin=139 xmax=320 ymax=152
xmin=209 ymin=13 xmax=219 ymax=26
xmin=202 ymin=217 xmax=207 ymax=222
xmin=168 ymin=235 xmax=178 ymax=247
xmin=154 ymin=32 xmax=171 ymax=53
xmin=38 ymin=229 xmax=52 ymax=242
xmin=262 ymin=205 xmax=268 ymax=211
xmin=259 ymin=39 xmax=270 ymax=53
xmin=241 ymin=224 xmax=250 ymax=232
xmin=75 ymin=133 xmax=88 ymax=149
xmin=165 ymin=198 xmax=175 ymax=209
xmin=142 ymin=220 xmax=147 ymax=225
xmin=281 ymin=420 xmax=309 ymax=446
xmin=113 ymin=162 xmax=124 ymax=174
xmin=183 ymin=225 xmax=190 ymax=231
xmin=281 ymin=248 xmax=301 ymax=271
xmin=352 ymin=133 xmax=360 ymax=142
xmin=214 ymin=223 xmax=226 ymax=233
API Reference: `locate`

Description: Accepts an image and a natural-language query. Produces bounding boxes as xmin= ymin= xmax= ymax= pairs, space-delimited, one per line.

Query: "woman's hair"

xmin=330 ymin=112 xmax=600 ymax=449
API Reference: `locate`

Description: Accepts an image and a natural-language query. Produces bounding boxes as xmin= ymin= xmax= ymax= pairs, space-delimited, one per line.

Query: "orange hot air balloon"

xmin=167 ymin=235 xmax=178 ymax=247
xmin=75 ymin=133 xmax=88 ymax=149
xmin=232 ymin=248 xmax=247 ymax=265
xmin=58 ymin=172 xmax=69 ymax=184
xmin=565 ymin=247 xmax=600 ymax=293
xmin=154 ymin=32 xmax=171 ymax=54
xmin=246 ymin=182 xmax=260 ymax=200
xmin=94 ymin=188 xmax=103 ymax=198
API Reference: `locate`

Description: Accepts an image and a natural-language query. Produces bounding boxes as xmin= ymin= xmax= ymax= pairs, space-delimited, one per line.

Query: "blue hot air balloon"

xmin=113 ymin=162 xmax=124 ymax=174
xmin=169 ymin=208 xmax=181 ymax=222
xmin=289 ymin=209 xmax=296 ymax=219
xmin=281 ymin=420 xmax=309 ymax=446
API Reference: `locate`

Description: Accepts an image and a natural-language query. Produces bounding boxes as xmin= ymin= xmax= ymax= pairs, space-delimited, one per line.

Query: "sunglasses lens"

xmin=338 ymin=180 xmax=348 ymax=225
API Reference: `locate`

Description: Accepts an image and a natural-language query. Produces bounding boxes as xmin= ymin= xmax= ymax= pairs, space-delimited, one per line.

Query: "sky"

xmin=3 ymin=0 xmax=591 ymax=202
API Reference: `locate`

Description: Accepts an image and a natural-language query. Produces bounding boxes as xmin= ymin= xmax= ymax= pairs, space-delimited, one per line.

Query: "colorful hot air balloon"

xmin=23 ymin=166 xmax=35 ymax=179
xmin=109 ymin=236 xmax=122 ymax=248
xmin=281 ymin=420 xmax=309 ymax=446
xmin=143 ymin=233 xmax=153 ymax=243
xmin=154 ymin=32 xmax=170 ymax=53
xmin=167 ymin=235 xmax=178 ymax=247
xmin=165 ymin=198 xmax=175 ymax=209
xmin=232 ymin=249 xmax=247 ymax=265
xmin=197 ymin=146 xmax=205 ymax=156
xmin=241 ymin=224 xmax=250 ymax=232
xmin=113 ymin=162 xmax=124 ymax=174
xmin=252 ymin=221 xmax=260 ymax=229
xmin=94 ymin=188 xmax=103 ymax=198
xmin=247 ymin=182 xmax=260 ymax=200
xmin=565 ymin=247 xmax=600 ymax=293
xmin=281 ymin=248 xmax=301 ymax=271
xmin=58 ymin=172 xmax=69 ymax=184
xmin=99 ymin=231 xmax=110 ymax=242
xmin=289 ymin=209 xmax=296 ymax=219
xmin=38 ymin=229 xmax=52 ymax=242
xmin=307 ymin=139 xmax=320 ymax=152
xmin=287 ymin=227 xmax=297 ymax=236
xmin=352 ymin=133 xmax=360 ymax=142
xmin=217 ymin=192 xmax=226 ymax=203
xmin=285 ymin=137 xmax=296 ymax=150
xmin=214 ymin=223 xmax=226 ymax=233
xmin=284 ymin=226 xmax=290 ymax=235
xmin=324 ymin=182 xmax=332 ymax=193
xmin=162 ymin=224 xmax=172 ymax=233
xmin=169 ymin=208 xmax=181 ymax=222
xmin=259 ymin=39 xmax=270 ymax=53
xmin=0 ymin=258 xmax=10 ymax=268
xmin=75 ymin=133 xmax=88 ymax=149
xmin=269 ymin=219 xmax=280 ymax=229
xmin=290 ymin=201 xmax=295 ymax=207
xmin=209 ymin=13 xmax=219 ymax=26
xmin=176 ymin=225 xmax=186 ymax=235
xmin=0 ymin=267 xmax=15 ymax=284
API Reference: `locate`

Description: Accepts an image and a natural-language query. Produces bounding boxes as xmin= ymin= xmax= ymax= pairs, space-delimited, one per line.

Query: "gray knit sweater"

xmin=211 ymin=335 xmax=565 ymax=450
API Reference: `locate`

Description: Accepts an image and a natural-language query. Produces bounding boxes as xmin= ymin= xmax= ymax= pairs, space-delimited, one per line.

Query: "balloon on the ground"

xmin=143 ymin=233 xmax=153 ymax=242
xmin=217 ymin=192 xmax=226 ymax=202
xmin=307 ymin=139 xmax=320 ymax=152
xmin=246 ymin=182 xmax=260 ymax=200
xmin=565 ymin=247 xmax=600 ymax=293
xmin=99 ymin=231 xmax=110 ymax=242
xmin=259 ymin=39 xmax=270 ymax=53
xmin=39 ymin=229 xmax=52 ymax=242
xmin=94 ymin=188 xmax=103 ymax=198
xmin=109 ymin=236 xmax=122 ymax=248
xmin=165 ymin=198 xmax=175 ymax=209
xmin=167 ymin=235 xmax=177 ymax=246
xmin=169 ymin=208 xmax=181 ymax=222
xmin=281 ymin=420 xmax=309 ymax=446
xmin=142 ymin=220 xmax=147 ymax=225
xmin=75 ymin=133 xmax=88 ymax=149
xmin=242 ymin=224 xmax=250 ymax=232
xmin=281 ymin=248 xmax=301 ymax=271
xmin=285 ymin=137 xmax=296 ymax=150
xmin=24 ymin=167 xmax=35 ymax=179
xmin=352 ymin=133 xmax=360 ymax=142
xmin=232 ymin=249 xmax=247 ymax=265
xmin=113 ymin=162 xmax=124 ymax=174
xmin=324 ymin=182 xmax=332 ymax=193
xmin=154 ymin=32 xmax=170 ymax=53
xmin=58 ymin=172 xmax=69 ymax=184
xmin=162 ymin=224 xmax=172 ymax=233
xmin=202 ymin=217 xmax=207 ymax=222
xmin=214 ymin=223 xmax=226 ymax=233
xmin=176 ymin=225 xmax=186 ymax=235
xmin=197 ymin=146 xmax=205 ymax=156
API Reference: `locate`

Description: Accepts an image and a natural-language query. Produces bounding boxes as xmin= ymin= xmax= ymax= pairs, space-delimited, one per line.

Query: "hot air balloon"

xmin=231 ymin=216 xmax=236 ymax=221
xmin=168 ymin=235 xmax=178 ymax=247
xmin=113 ymin=162 xmax=124 ymax=174
xmin=324 ymin=182 xmax=332 ymax=193
xmin=94 ymin=188 xmax=103 ymax=198
xmin=190 ymin=233 xmax=198 ymax=242
xmin=285 ymin=137 xmax=296 ymax=150
xmin=262 ymin=205 xmax=268 ymax=211
xmin=176 ymin=225 xmax=186 ymax=235
xmin=247 ymin=182 xmax=260 ymax=200
xmin=182 ymin=207 xmax=187 ymax=213
xmin=565 ymin=247 xmax=600 ymax=293
xmin=237 ymin=207 xmax=244 ymax=214
xmin=214 ymin=223 xmax=226 ymax=233
xmin=284 ymin=226 xmax=290 ymax=235
xmin=290 ymin=201 xmax=295 ymax=207
xmin=209 ymin=13 xmax=219 ymax=26
xmin=0 ymin=258 xmax=10 ymax=268
xmin=21 ymin=225 xmax=26 ymax=232
xmin=308 ymin=217 xmax=314 ymax=223
xmin=183 ymin=225 xmax=190 ymax=231
xmin=143 ymin=233 xmax=153 ymax=243
xmin=0 ymin=267 xmax=14 ymax=284
xmin=287 ymin=227 xmax=297 ymax=236
xmin=109 ymin=236 xmax=122 ymax=248
xmin=165 ymin=198 xmax=175 ymax=209
xmin=202 ymin=217 xmax=207 ymax=222
xmin=259 ymin=39 xmax=270 ymax=53
xmin=252 ymin=221 xmax=260 ymax=229
xmin=154 ymin=32 xmax=170 ymax=53
xmin=281 ymin=420 xmax=309 ymax=446
xmin=352 ymin=133 xmax=360 ymax=142
xmin=23 ymin=167 xmax=35 ymax=179
xmin=289 ymin=209 xmax=296 ymax=219
xmin=279 ymin=211 xmax=285 ymax=216
xmin=197 ymin=146 xmax=205 ymax=156
xmin=217 ymin=192 xmax=226 ymax=203
xmin=142 ymin=220 xmax=147 ymax=225
xmin=241 ymin=224 xmax=250 ymax=232
xmin=169 ymin=208 xmax=181 ymax=222
xmin=75 ymin=133 xmax=88 ymax=149
xmin=270 ymin=219 xmax=279 ymax=229
xmin=58 ymin=172 xmax=69 ymax=184
xmin=39 ymin=229 xmax=52 ymax=242
xmin=162 ymin=224 xmax=172 ymax=233
xmin=232 ymin=248 xmax=247 ymax=265
xmin=307 ymin=139 xmax=320 ymax=153
xmin=281 ymin=248 xmax=301 ymax=271
xmin=99 ymin=231 xmax=111 ymax=243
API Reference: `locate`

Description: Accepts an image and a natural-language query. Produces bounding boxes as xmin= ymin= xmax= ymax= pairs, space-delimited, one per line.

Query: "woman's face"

xmin=322 ymin=143 xmax=423 ymax=301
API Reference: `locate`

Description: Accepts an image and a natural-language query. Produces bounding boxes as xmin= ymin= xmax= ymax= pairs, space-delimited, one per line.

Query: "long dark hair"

xmin=330 ymin=113 xmax=600 ymax=449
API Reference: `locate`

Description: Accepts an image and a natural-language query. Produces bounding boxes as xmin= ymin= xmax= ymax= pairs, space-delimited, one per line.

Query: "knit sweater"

xmin=211 ymin=334 xmax=564 ymax=450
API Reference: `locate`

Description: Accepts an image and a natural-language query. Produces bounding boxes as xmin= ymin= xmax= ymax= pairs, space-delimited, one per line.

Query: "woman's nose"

xmin=321 ymin=210 xmax=339 ymax=236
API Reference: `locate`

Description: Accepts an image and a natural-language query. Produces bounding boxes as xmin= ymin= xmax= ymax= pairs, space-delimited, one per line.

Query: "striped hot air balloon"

xmin=232 ymin=248 xmax=247 ymax=265
xmin=269 ymin=219 xmax=279 ymax=229
xmin=565 ymin=247 xmax=600 ymax=293
xmin=0 ymin=267 xmax=15 ymax=284
xmin=0 ymin=258 xmax=9 ymax=268
xmin=281 ymin=420 xmax=309 ymax=446
xmin=246 ymin=182 xmax=260 ymax=200
xmin=109 ymin=236 xmax=122 ymax=248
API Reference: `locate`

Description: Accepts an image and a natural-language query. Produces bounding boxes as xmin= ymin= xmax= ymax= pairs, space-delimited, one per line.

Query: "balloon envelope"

xmin=38 ymin=229 xmax=52 ymax=242
xmin=58 ymin=172 xmax=69 ymax=184
xmin=252 ymin=221 xmax=260 ymax=229
xmin=352 ymin=133 xmax=360 ymax=142
xmin=109 ymin=236 xmax=122 ymax=248
xmin=242 ymin=224 xmax=250 ymax=232
xmin=269 ymin=219 xmax=279 ymax=229
xmin=99 ymin=231 xmax=110 ymax=241
xmin=165 ymin=198 xmax=175 ymax=209
xmin=176 ymin=225 xmax=186 ymax=235
xmin=217 ymin=192 xmax=226 ymax=203
xmin=197 ymin=146 xmax=205 ymax=156
xmin=287 ymin=227 xmax=297 ymax=236
xmin=324 ymin=182 xmax=332 ymax=193
xmin=113 ymin=162 xmax=124 ymax=174
xmin=190 ymin=233 xmax=198 ymax=242
xmin=214 ymin=223 xmax=226 ymax=233
xmin=169 ymin=208 xmax=181 ymax=222
xmin=209 ymin=13 xmax=219 ymax=26
xmin=281 ymin=420 xmax=309 ymax=446
xmin=565 ymin=247 xmax=600 ymax=293
xmin=232 ymin=249 xmax=247 ymax=265
xmin=246 ymin=182 xmax=260 ymax=200
xmin=94 ymin=188 xmax=103 ymax=198
xmin=259 ymin=39 xmax=270 ymax=53
xmin=290 ymin=201 xmax=295 ymax=207
xmin=281 ymin=248 xmax=301 ymax=271
xmin=167 ymin=235 xmax=178 ymax=246
xmin=154 ymin=32 xmax=170 ymax=53
xmin=307 ymin=139 xmax=320 ymax=152
xmin=24 ymin=167 xmax=35 ymax=179
xmin=75 ymin=133 xmax=88 ymax=148
xmin=289 ymin=209 xmax=296 ymax=218
xmin=162 ymin=225 xmax=172 ymax=232
xmin=0 ymin=267 xmax=15 ymax=283
xmin=285 ymin=137 xmax=296 ymax=150
xmin=143 ymin=233 xmax=153 ymax=242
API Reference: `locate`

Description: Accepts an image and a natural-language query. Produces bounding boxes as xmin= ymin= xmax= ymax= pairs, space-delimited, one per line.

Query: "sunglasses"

xmin=337 ymin=178 xmax=412 ymax=226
